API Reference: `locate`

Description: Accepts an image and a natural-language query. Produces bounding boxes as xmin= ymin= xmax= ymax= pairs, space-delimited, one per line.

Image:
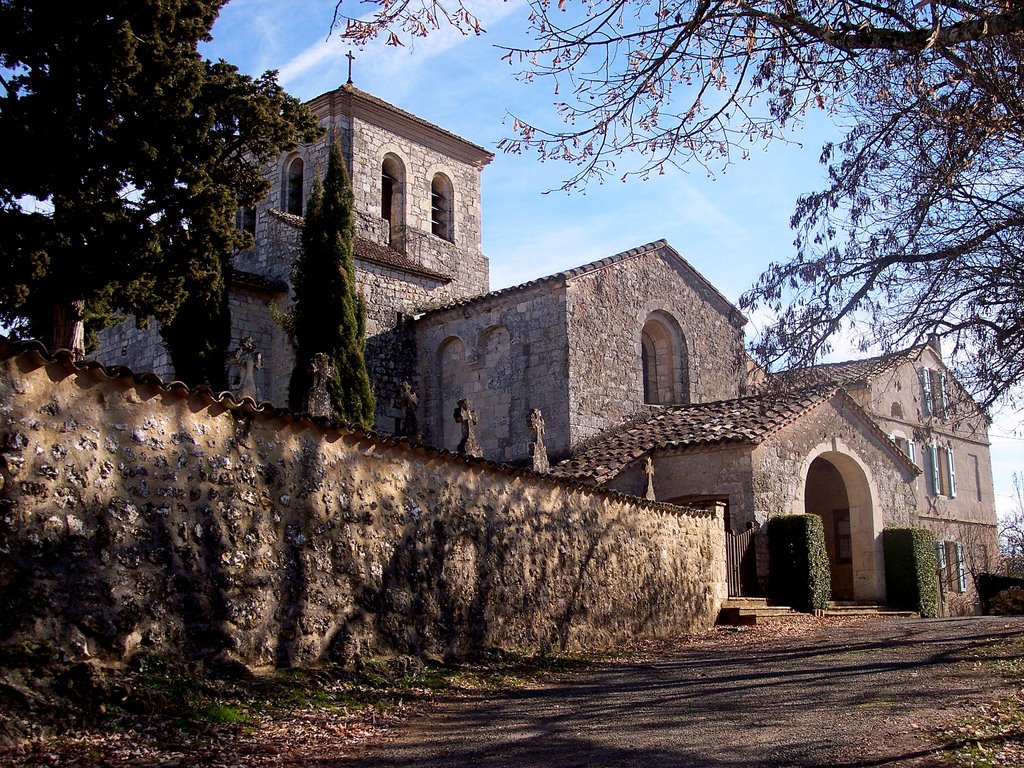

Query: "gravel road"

xmin=344 ymin=616 xmax=1024 ymax=768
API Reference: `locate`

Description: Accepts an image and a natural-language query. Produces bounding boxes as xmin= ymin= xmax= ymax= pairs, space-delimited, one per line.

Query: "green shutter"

xmin=946 ymin=447 xmax=957 ymax=498
xmin=955 ymin=543 xmax=967 ymax=592
xmin=919 ymin=367 xmax=933 ymax=416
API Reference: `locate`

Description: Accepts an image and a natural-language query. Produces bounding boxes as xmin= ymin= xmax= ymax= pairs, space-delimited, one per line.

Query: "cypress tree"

xmin=288 ymin=137 xmax=375 ymax=427
xmin=0 ymin=1 xmax=321 ymax=360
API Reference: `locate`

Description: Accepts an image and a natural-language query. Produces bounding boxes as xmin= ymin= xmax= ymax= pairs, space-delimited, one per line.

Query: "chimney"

xmin=927 ymin=333 xmax=942 ymax=361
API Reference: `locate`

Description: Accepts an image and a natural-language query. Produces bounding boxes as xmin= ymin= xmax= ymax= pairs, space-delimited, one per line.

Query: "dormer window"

xmin=918 ymin=366 xmax=948 ymax=417
xmin=431 ymin=173 xmax=454 ymax=242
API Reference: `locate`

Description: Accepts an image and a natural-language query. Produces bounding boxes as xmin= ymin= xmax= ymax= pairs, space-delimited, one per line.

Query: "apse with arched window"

xmin=641 ymin=313 xmax=689 ymax=405
xmin=381 ymin=155 xmax=405 ymax=246
xmin=284 ymin=155 xmax=304 ymax=216
xmin=430 ymin=173 xmax=454 ymax=242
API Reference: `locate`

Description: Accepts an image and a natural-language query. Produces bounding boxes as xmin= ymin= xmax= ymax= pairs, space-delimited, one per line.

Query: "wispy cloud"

xmin=277 ymin=0 xmax=527 ymax=98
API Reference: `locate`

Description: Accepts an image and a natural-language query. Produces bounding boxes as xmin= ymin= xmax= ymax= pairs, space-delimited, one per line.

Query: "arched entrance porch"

xmin=801 ymin=447 xmax=885 ymax=603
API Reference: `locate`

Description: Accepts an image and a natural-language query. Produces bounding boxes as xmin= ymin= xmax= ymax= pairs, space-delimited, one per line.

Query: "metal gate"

xmin=726 ymin=527 xmax=758 ymax=597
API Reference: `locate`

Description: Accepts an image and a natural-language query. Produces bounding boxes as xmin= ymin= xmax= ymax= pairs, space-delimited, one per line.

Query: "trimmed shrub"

xmin=883 ymin=528 xmax=938 ymax=618
xmin=767 ymin=514 xmax=831 ymax=612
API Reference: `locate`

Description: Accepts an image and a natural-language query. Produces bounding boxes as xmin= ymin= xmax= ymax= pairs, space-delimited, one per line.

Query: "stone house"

xmin=93 ymin=82 xmax=999 ymax=613
xmin=760 ymin=344 xmax=1000 ymax=613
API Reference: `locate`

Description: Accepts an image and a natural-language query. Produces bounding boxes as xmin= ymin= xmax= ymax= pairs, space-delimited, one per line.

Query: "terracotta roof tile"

xmin=760 ymin=347 xmax=920 ymax=391
xmin=354 ymin=237 xmax=451 ymax=282
xmin=267 ymin=208 xmax=451 ymax=282
xmin=552 ymin=386 xmax=838 ymax=484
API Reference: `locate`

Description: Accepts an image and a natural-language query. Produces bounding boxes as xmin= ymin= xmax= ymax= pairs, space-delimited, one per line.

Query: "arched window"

xmin=381 ymin=155 xmax=405 ymax=246
xmin=235 ymin=207 xmax=256 ymax=237
xmin=284 ymin=155 xmax=304 ymax=216
xmin=430 ymin=173 xmax=454 ymax=242
xmin=641 ymin=312 xmax=689 ymax=405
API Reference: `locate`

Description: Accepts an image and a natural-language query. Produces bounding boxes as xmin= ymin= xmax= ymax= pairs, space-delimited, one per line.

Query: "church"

xmin=94 ymin=83 xmax=1000 ymax=614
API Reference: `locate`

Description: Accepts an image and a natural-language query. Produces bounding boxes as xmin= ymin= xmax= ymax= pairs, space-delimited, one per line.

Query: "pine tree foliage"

xmin=288 ymin=137 xmax=375 ymax=428
xmin=0 ymin=0 xmax=321 ymax=379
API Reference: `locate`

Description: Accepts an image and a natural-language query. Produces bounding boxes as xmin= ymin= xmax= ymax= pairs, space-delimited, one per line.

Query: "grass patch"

xmin=194 ymin=703 xmax=251 ymax=725
xmin=78 ymin=647 xmax=597 ymax=742
xmin=937 ymin=636 xmax=1024 ymax=767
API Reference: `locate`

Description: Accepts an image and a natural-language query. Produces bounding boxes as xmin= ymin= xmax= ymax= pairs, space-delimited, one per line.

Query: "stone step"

xmin=820 ymin=603 xmax=918 ymax=617
xmin=718 ymin=599 xmax=918 ymax=626
xmin=717 ymin=599 xmax=798 ymax=626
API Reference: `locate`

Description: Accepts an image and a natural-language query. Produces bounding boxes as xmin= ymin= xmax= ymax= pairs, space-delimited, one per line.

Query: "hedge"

xmin=767 ymin=514 xmax=831 ymax=612
xmin=882 ymin=527 xmax=937 ymax=618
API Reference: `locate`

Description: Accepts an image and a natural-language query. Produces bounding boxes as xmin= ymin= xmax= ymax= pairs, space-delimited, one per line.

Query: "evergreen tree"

xmin=0 ymin=0 xmax=320 ymax=374
xmin=288 ymin=137 xmax=375 ymax=427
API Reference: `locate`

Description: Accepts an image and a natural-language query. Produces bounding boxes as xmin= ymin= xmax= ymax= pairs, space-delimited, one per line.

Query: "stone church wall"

xmin=346 ymin=111 xmax=488 ymax=295
xmin=415 ymin=280 xmax=572 ymax=462
xmin=253 ymin=106 xmax=489 ymax=301
xmin=564 ymin=250 xmax=747 ymax=445
xmin=0 ymin=345 xmax=725 ymax=670
xmin=91 ymin=317 xmax=176 ymax=383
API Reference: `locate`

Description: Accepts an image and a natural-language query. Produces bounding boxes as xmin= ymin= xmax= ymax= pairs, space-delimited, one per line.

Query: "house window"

xmin=892 ymin=434 xmax=915 ymax=462
xmin=284 ymin=155 xmax=304 ymax=216
xmin=936 ymin=540 xmax=967 ymax=593
xmin=891 ymin=402 xmax=904 ymax=419
xmin=940 ymin=446 xmax=957 ymax=498
xmin=381 ymin=155 xmax=405 ymax=246
xmin=431 ymin=173 xmax=454 ymax=242
xmin=923 ymin=443 xmax=957 ymax=497
xmin=919 ymin=366 xmax=948 ymax=418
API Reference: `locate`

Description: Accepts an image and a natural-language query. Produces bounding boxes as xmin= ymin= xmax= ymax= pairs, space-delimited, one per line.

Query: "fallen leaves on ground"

xmin=0 ymin=615 xmax=1015 ymax=768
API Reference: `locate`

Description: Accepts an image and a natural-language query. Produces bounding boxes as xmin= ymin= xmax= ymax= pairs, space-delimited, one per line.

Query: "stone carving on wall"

xmin=394 ymin=381 xmax=421 ymax=442
xmin=529 ymin=408 xmax=549 ymax=473
xmin=644 ymin=456 xmax=656 ymax=501
xmin=306 ymin=352 xmax=332 ymax=418
xmin=229 ymin=336 xmax=262 ymax=400
xmin=454 ymin=398 xmax=482 ymax=458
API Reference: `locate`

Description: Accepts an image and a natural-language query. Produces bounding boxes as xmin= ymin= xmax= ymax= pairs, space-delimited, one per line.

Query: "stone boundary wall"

xmin=0 ymin=343 xmax=725 ymax=670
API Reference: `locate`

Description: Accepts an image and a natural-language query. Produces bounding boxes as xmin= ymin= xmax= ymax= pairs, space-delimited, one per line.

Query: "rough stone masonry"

xmin=0 ymin=342 xmax=726 ymax=670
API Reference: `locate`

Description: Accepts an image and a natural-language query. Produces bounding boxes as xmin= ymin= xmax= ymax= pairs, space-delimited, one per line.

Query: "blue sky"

xmin=202 ymin=0 xmax=1024 ymax=518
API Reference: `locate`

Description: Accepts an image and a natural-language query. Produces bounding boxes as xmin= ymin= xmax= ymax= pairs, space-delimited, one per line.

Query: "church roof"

xmin=416 ymin=239 xmax=746 ymax=324
xmin=757 ymin=343 xmax=943 ymax=392
xmin=552 ymin=385 xmax=918 ymax=485
xmin=308 ymin=84 xmax=494 ymax=168
xmin=268 ymin=208 xmax=451 ymax=283
xmin=354 ymin=237 xmax=452 ymax=283
xmin=233 ymin=269 xmax=289 ymax=294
